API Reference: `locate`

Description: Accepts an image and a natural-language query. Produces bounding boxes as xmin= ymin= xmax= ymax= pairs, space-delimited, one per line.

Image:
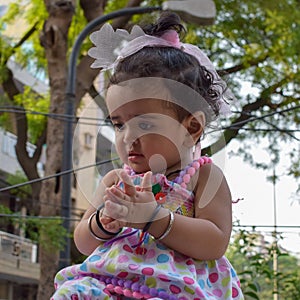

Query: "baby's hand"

xmin=100 ymin=213 xmax=125 ymax=232
xmin=103 ymin=171 xmax=159 ymax=229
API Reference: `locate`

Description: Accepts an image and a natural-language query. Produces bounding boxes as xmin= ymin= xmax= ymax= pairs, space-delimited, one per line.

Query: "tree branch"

xmin=79 ymin=0 xmax=107 ymax=22
xmin=203 ymin=77 xmax=290 ymax=155
xmin=111 ymin=0 xmax=144 ymax=29
xmin=13 ymin=21 xmax=40 ymax=51
xmin=220 ymin=54 xmax=268 ymax=75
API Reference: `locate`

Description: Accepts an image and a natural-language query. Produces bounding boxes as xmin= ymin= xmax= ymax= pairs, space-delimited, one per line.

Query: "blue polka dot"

xmin=206 ymin=277 xmax=212 ymax=288
xmin=198 ymin=279 xmax=205 ymax=289
xmin=157 ymin=254 xmax=169 ymax=263
xmin=156 ymin=243 xmax=168 ymax=250
xmin=91 ymin=288 xmax=102 ymax=296
xmin=231 ymin=268 xmax=237 ymax=277
xmin=74 ymin=284 xmax=86 ymax=292
xmin=98 ymin=247 xmax=109 ymax=253
xmin=79 ymin=263 xmax=87 ymax=272
xmin=89 ymin=255 xmax=101 ymax=262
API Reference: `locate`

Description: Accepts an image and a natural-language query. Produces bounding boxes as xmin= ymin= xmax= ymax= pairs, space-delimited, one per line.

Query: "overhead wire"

xmin=1 ymin=104 xmax=299 ymax=132
xmin=0 ymin=157 xmax=119 ymax=192
xmin=0 ymin=105 xmax=299 ymax=192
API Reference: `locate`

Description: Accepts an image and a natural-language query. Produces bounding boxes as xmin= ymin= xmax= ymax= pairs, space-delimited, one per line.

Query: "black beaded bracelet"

xmin=95 ymin=203 xmax=122 ymax=236
xmin=142 ymin=204 xmax=162 ymax=233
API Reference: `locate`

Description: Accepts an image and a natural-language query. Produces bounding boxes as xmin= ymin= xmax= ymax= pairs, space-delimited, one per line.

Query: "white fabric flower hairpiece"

xmin=88 ymin=23 xmax=232 ymax=115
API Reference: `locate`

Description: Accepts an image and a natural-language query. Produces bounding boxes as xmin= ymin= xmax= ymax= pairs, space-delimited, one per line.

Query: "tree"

xmin=0 ymin=0 xmax=299 ymax=298
xmin=227 ymin=229 xmax=300 ymax=299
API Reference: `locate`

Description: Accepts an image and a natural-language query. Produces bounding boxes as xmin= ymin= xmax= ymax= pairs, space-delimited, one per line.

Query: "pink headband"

xmin=88 ymin=23 xmax=232 ymax=115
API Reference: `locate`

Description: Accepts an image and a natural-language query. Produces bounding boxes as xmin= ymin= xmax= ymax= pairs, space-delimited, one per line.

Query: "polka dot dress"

xmin=52 ymin=158 xmax=244 ymax=299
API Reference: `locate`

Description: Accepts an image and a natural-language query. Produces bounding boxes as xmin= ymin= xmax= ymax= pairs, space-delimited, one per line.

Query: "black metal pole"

xmin=59 ymin=6 xmax=161 ymax=269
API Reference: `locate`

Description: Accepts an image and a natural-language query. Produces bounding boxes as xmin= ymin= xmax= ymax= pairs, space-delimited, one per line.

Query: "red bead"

xmin=155 ymin=192 xmax=167 ymax=204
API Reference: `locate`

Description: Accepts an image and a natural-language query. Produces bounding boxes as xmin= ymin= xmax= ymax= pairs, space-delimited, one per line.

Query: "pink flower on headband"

xmin=160 ymin=30 xmax=181 ymax=48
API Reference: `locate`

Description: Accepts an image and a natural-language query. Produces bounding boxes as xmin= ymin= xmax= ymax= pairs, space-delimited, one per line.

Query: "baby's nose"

xmin=123 ymin=126 xmax=139 ymax=145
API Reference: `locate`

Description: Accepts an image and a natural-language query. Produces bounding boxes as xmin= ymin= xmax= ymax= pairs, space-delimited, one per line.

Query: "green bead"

xmin=152 ymin=183 xmax=161 ymax=194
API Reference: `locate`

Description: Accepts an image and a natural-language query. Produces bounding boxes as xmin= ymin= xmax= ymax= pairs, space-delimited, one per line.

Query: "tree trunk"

xmin=37 ymin=1 xmax=75 ymax=299
xmin=2 ymin=68 xmax=44 ymax=214
xmin=37 ymin=1 xmax=144 ymax=297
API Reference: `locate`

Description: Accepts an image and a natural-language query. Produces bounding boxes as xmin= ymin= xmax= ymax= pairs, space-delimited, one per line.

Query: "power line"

xmin=0 ymin=157 xmax=119 ymax=192
xmin=1 ymin=212 xmax=300 ymax=231
xmin=0 ymin=106 xmax=111 ymax=126
xmin=0 ymin=105 xmax=298 ymax=192
xmin=1 ymin=104 xmax=299 ymax=128
xmin=0 ymin=213 xmax=80 ymax=221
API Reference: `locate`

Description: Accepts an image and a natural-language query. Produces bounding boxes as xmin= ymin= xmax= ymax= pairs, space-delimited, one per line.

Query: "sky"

xmin=213 ymin=140 xmax=300 ymax=257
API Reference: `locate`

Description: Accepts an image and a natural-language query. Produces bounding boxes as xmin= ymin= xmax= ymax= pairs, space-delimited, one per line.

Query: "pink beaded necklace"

xmin=173 ymin=156 xmax=212 ymax=189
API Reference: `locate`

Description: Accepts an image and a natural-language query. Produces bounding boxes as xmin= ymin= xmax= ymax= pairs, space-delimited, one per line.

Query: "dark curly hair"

xmin=109 ymin=12 xmax=227 ymax=125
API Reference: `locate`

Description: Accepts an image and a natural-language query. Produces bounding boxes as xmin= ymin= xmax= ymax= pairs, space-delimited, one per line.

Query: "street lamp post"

xmin=60 ymin=0 xmax=216 ymax=268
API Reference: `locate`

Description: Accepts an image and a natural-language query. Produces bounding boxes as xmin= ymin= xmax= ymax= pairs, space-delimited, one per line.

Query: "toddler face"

xmin=106 ymin=88 xmax=190 ymax=174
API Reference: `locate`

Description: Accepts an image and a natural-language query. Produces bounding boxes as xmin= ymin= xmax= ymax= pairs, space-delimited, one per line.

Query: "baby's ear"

xmin=183 ymin=111 xmax=205 ymax=145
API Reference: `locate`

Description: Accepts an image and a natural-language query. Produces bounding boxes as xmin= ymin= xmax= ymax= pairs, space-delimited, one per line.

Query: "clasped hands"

xmin=99 ymin=171 xmax=164 ymax=233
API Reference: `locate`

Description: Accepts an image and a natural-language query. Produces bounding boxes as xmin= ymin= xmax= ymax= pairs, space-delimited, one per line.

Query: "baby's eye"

xmin=138 ymin=122 xmax=153 ymax=130
xmin=113 ymin=123 xmax=125 ymax=131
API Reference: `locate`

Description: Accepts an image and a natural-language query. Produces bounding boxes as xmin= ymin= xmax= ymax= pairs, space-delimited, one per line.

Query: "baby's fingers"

xmin=141 ymin=171 xmax=153 ymax=192
xmin=118 ymin=171 xmax=136 ymax=196
xmin=102 ymin=219 xmax=125 ymax=232
xmin=100 ymin=215 xmax=114 ymax=225
xmin=106 ymin=186 xmax=127 ymax=202
xmin=104 ymin=200 xmax=128 ymax=220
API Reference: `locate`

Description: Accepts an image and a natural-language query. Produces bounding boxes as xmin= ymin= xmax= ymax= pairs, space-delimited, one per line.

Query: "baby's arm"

xmin=147 ymin=163 xmax=232 ymax=260
xmin=73 ymin=169 xmax=121 ymax=255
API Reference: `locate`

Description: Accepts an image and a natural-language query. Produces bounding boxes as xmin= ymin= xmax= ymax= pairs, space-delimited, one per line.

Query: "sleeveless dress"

xmin=52 ymin=158 xmax=244 ymax=300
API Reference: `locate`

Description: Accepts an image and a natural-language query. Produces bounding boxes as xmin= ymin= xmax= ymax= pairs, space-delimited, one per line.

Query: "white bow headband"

xmin=88 ymin=23 xmax=232 ymax=115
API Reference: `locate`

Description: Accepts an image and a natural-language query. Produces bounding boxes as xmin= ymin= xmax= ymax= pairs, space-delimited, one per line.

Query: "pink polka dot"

xmin=141 ymin=267 xmax=154 ymax=276
xmin=170 ymin=284 xmax=181 ymax=294
xmin=123 ymin=244 xmax=133 ymax=253
xmin=117 ymin=271 xmax=128 ymax=278
xmin=129 ymin=264 xmax=139 ymax=270
xmin=186 ymin=259 xmax=194 ymax=265
xmin=195 ymin=287 xmax=204 ymax=297
xmin=183 ymin=276 xmax=194 ymax=285
xmin=118 ymin=255 xmax=129 ymax=263
xmin=232 ymin=287 xmax=239 ymax=298
xmin=219 ymin=265 xmax=228 ymax=272
xmin=158 ymin=274 xmax=171 ymax=282
xmin=95 ymin=260 xmax=105 ymax=268
xmin=209 ymin=273 xmax=219 ymax=283
xmin=196 ymin=269 xmax=207 ymax=275
xmin=212 ymin=289 xmax=223 ymax=297
xmin=146 ymin=249 xmax=156 ymax=259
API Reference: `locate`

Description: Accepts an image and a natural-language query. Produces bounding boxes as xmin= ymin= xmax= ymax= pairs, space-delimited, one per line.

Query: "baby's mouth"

xmin=128 ymin=151 xmax=144 ymax=161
